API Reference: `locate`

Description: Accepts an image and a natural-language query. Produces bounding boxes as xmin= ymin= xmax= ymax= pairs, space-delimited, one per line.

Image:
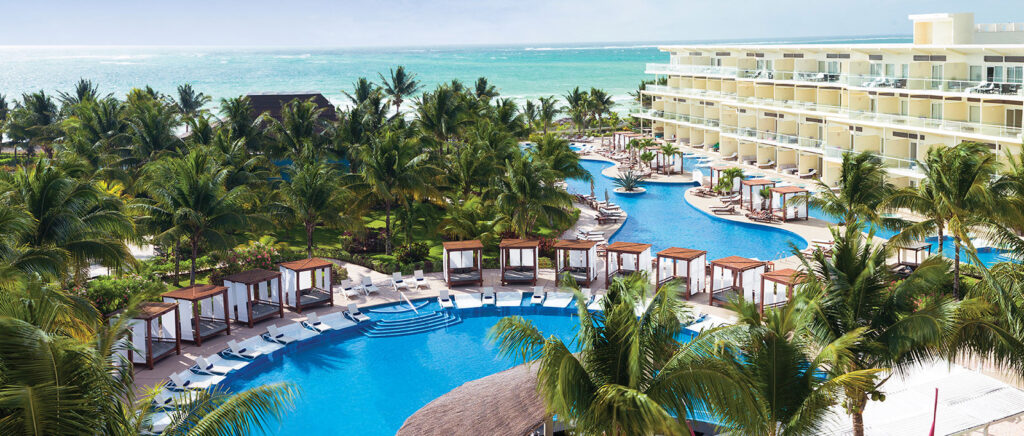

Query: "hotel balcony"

xmin=825 ymin=146 xmax=923 ymax=177
xmin=720 ymin=125 xmax=824 ymax=150
xmin=646 ymin=63 xmax=1024 ymax=97
xmin=642 ymin=86 xmax=1023 ymax=140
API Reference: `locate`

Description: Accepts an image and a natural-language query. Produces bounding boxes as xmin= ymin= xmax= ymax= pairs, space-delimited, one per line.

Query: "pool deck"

xmin=133 ymin=261 xmax=738 ymax=392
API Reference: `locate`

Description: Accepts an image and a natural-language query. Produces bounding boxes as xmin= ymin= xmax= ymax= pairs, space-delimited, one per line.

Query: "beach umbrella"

xmin=605 ymin=188 xmax=609 ymax=203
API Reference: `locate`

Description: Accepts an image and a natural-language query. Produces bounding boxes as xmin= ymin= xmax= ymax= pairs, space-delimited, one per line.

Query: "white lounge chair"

xmin=339 ymin=279 xmax=362 ymax=299
xmin=152 ymin=389 xmax=200 ymax=409
xmin=302 ymin=312 xmax=332 ymax=332
xmin=496 ymin=291 xmax=521 ymax=307
xmin=543 ymin=292 xmax=573 ymax=308
xmin=346 ymin=303 xmax=371 ymax=323
xmin=438 ymin=289 xmax=454 ymax=308
xmin=193 ymin=355 xmax=248 ymax=375
xmin=267 ymin=324 xmax=298 ymax=344
xmin=361 ymin=277 xmax=379 ymax=295
xmin=757 ymin=160 xmax=775 ymax=169
xmin=391 ymin=272 xmax=409 ymax=291
xmin=798 ymin=168 xmax=817 ymax=179
xmin=413 ymin=270 xmax=429 ymax=289
xmin=453 ymin=292 xmax=483 ymax=309
xmin=482 ymin=287 xmax=495 ymax=305
xmin=587 ymin=294 xmax=604 ymax=311
xmin=530 ymin=286 xmax=545 ymax=305
xmin=223 ymin=337 xmax=282 ymax=360
xmin=143 ymin=410 xmax=173 ymax=435
xmin=168 ymin=369 xmax=224 ymax=391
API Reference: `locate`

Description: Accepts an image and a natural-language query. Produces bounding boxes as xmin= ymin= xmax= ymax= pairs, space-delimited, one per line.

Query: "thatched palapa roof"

xmin=396 ymin=364 xmax=547 ymax=436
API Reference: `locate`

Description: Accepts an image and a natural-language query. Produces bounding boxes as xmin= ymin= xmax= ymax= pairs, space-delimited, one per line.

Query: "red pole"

xmin=929 ymin=388 xmax=938 ymax=436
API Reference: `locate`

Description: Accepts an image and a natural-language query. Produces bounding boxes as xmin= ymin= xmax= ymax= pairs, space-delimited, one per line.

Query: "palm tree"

xmin=537 ymin=96 xmax=560 ymax=134
xmin=174 ymin=83 xmax=211 ymax=117
xmin=378 ymin=66 xmax=421 ymax=116
xmin=0 ymin=207 xmax=63 ymax=287
xmin=716 ymin=167 xmax=744 ymax=194
xmin=530 ymin=133 xmax=590 ymax=181
xmin=57 ymin=78 xmax=104 ymax=111
xmin=124 ymin=97 xmax=183 ymax=164
xmin=797 ymin=221 xmax=956 ymax=436
xmin=588 ymin=87 xmax=614 ymax=131
xmin=523 ymin=100 xmax=538 ymax=132
xmin=343 ymin=77 xmax=379 ymax=107
xmin=490 ymin=273 xmax=759 ymax=435
xmin=711 ymin=298 xmax=881 ymax=436
xmin=640 ymin=150 xmax=656 ymax=170
xmin=219 ymin=96 xmax=264 ymax=147
xmin=658 ymin=143 xmax=680 ymax=174
xmin=0 ymin=160 xmax=135 ymax=283
xmin=7 ymin=91 xmax=60 ymax=157
xmin=351 ymin=129 xmax=438 ymax=254
xmin=137 ymin=149 xmax=253 ymax=285
xmin=267 ymin=98 xmax=328 ymax=157
xmin=493 ymin=156 xmax=573 ymax=238
xmin=0 ymin=281 xmax=299 ymax=436
xmin=276 ymin=156 xmax=356 ymax=257
xmin=473 ymin=77 xmax=498 ymax=101
xmin=563 ymin=87 xmax=589 ymax=134
xmin=800 ymin=151 xmax=896 ymax=227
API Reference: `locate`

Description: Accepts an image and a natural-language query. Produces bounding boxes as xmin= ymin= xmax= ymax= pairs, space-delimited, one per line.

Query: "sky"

xmin=0 ymin=1 xmax=1013 ymax=47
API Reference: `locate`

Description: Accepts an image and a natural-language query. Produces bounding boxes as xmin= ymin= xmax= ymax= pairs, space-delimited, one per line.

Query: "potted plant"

xmin=612 ymin=170 xmax=646 ymax=194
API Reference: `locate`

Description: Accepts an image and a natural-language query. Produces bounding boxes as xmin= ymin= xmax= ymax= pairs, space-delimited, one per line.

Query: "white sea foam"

xmin=273 ymin=53 xmax=312 ymax=59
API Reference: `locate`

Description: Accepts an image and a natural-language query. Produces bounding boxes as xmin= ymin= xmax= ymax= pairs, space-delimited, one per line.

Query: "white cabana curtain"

xmin=127 ymin=318 xmax=147 ymax=364
xmin=772 ymin=193 xmax=801 ymax=219
xmin=712 ymin=265 xmax=765 ymax=299
xmin=165 ymin=298 xmax=195 ymax=341
xmin=280 ymin=267 xmax=298 ymax=306
xmin=225 ymin=280 xmax=248 ymax=322
xmin=693 ymin=169 xmax=705 ymax=186
xmin=638 ymin=249 xmax=653 ymax=275
xmin=760 ymin=275 xmax=790 ymax=307
xmin=505 ymin=248 xmax=536 ymax=267
xmin=690 ymin=255 xmax=707 ymax=296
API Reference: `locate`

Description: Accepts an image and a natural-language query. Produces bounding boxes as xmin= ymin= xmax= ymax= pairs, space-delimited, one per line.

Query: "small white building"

xmin=221 ymin=268 xmax=284 ymax=327
xmin=279 ymin=258 xmax=335 ymax=313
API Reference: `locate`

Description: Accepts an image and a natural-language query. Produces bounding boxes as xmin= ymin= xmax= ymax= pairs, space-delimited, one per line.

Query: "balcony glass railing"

xmin=720 ymin=125 xmax=824 ymax=149
xmin=825 ymin=146 xmax=921 ymax=174
xmin=647 ymin=62 xmax=1024 ymax=96
xmin=641 ymin=85 xmax=1023 ymax=139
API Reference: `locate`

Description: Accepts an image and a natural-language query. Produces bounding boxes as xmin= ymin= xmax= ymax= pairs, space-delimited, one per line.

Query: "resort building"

xmin=245 ymin=92 xmax=338 ymax=122
xmin=635 ymin=12 xmax=1024 ymax=187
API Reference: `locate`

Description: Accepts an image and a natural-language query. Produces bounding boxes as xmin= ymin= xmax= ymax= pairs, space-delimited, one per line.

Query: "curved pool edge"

xmin=680 ymin=186 xmax=812 ymax=255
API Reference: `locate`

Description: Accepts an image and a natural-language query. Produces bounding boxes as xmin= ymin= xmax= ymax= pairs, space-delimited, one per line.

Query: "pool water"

xmin=224 ymin=301 xmax=582 ymax=435
xmin=565 ymin=159 xmax=807 ymax=260
xmin=807 ymin=208 xmax=1014 ymax=267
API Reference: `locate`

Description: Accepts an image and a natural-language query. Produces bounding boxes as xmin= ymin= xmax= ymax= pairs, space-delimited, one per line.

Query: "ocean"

xmin=0 ymin=36 xmax=909 ymax=108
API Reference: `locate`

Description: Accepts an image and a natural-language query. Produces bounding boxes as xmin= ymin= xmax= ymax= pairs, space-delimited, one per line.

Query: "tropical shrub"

xmin=80 ymin=274 xmax=166 ymax=315
xmin=394 ymin=242 xmax=430 ymax=264
xmin=612 ymin=170 xmax=643 ymax=192
xmin=219 ymin=238 xmax=281 ymax=276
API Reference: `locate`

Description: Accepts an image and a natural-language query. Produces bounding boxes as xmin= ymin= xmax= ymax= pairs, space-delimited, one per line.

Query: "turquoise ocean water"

xmin=0 ymin=36 xmax=908 ymax=107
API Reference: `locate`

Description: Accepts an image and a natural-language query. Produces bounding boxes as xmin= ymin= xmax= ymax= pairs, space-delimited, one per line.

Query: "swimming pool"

xmin=224 ymin=300 xmax=583 ymax=435
xmin=565 ymin=159 xmax=808 ymax=260
xmin=806 ymin=208 xmax=1014 ymax=266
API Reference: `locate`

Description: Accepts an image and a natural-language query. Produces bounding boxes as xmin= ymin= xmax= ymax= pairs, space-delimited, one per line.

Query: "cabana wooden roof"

xmin=762 ymin=268 xmax=805 ymax=286
xmin=443 ymin=240 xmax=484 ymax=250
xmin=499 ymin=239 xmax=540 ymax=249
xmin=606 ymin=241 xmax=653 ymax=254
xmin=163 ymin=284 xmax=227 ymax=301
xmin=246 ymin=92 xmax=338 ymax=122
xmin=657 ymin=247 xmax=706 ymax=260
xmin=711 ymin=255 xmax=767 ymax=271
xmin=397 ymin=364 xmax=544 ymax=436
xmin=133 ymin=302 xmax=178 ymax=320
xmin=711 ymin=165 xmax=735 ymax=171
xmin=221 ymin=268 xmax=281 ymax=284
xmin=742 ymin=178 xmax=775 ymax=186
xmin=279 ymin=257 xmax=333 ymax=272
xmin=553 ymin=239 xmax=598 ymax=250
xmin=770 ymin=185 xmax=809 ymax=194
xmin=893 ymin=241 xmax=933 ymax=251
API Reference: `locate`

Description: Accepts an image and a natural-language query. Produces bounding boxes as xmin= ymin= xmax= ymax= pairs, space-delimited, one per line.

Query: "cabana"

xmin=740 ymin=179 xmax=776 ymax=211
xmin=162 ymin=284 xmax=230 ymax=346
xmin=708 ymin=256 xmax=768 ymax=307
xmin=709 ymin=165 xmax=739 ymax=191
xmin=770 ymin=185 xmax=811 ymax=221
xmin=221 ymin=269 xmax=284 ymax=328
xmin=655 ymin=247 xmax=707 ymax=298
xmin=893 ymin=241 xmax=933 ymax=270
xmin=116 ymin=302 xmax=180 ymax=370
xmin=279 ymin=258 xmax=334 ymax=313
xmin=553 ymin=239 xmax=599 ymax=286
xmin=499 ymin=239 xmax=539 ymax=286
xmin=443 ymin=240 xmax=484 ymax=287
xmin=759 ymin=268 xmax=804 ymax=314
xmin=605 ymin=241 xmax=653 ymax=284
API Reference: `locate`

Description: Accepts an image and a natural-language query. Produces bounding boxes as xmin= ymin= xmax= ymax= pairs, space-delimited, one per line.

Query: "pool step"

xmin=362 ymin=311 xmax=461 ymax=338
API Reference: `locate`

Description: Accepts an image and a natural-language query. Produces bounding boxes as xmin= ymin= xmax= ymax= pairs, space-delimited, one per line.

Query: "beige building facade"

xmin=634 ymin=12 xmax=1024 ymax=187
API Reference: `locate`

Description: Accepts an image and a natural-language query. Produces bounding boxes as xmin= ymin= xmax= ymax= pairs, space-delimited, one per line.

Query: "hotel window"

xmin=900 ymin=100 xmax=909 ymax=116
xmin=884 ymin=63 xmax=898 ymax=77
xmin=1009 ymin=66 xmax=1023 ymax=84
xmin=931 ymin=102 xmax=943 ymax=120
xmin=969 ymin=106 xmax=981 ymax=123
xmin=826 ymin=61 xmax=840 ymax=74
xmin=987 ymin=66 xmax=1004 ymax=83
xmin=900 ymin=64 xmax=909 ymax=78
xmin=910 ymin=141 xmax=919 ymax=160
xmin=870 ymin=63 xmax=882 ymax=76
xmin=1008 ymin=109 xmax=1023 ymax=129
xmin=931 ymin=65 xmax=943 ymax=90
xmin=970 ymin=66 xmax=984 ymax=82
